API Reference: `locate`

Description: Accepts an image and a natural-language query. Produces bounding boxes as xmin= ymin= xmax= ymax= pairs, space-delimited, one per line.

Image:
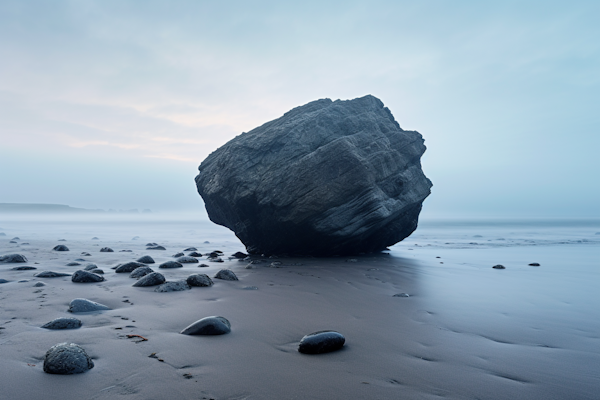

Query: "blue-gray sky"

xmin=1 ymin=0 xmax=599 ymax=218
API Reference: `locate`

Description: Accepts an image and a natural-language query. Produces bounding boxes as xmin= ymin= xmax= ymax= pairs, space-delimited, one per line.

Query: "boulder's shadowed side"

xmin=195 ymin=95 xmax=432 ymax=256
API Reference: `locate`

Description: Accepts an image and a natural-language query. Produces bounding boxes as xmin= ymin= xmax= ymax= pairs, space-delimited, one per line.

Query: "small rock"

xmin=214 ymin=269 xmax=238 ymax=281
xmin=35 ymin=271 xmax=71 ymax=278
xmin=119 ymin=249 xmax=132 ymax=252
xmin=183 ymin=247 xmax=197 ymax=251
xmin=172 ymin=252 xmax=185 ymax=258
xmin=180 ymin=316 xmax=231 ymax=335
xmin=393 ymin=293 xmax=410 ymax=297
xmin=83 ymin=264 xmax=98 ymax=271
xmin=42 ymin=317 xmax=82 ymax=330
xmin=115 ymin=261 xmax=146 ymax=273
xmin=231 ymin=251 xmax=248 ymax=258
xmin=12 ymin=237 xmax=20 ymax=240
xmin=146 ymin=242 xmax=157 ymax=246
xmin=186 ymin=274 xmax=213 ymax=287
xmin=204 ymin=241 xmax=210 ymax=244
xmin=81 ymin=252 xmax=91 ymax=256
xmin=492 ymin=265 xmax=505 ymax=269
xmin=68 ymin=298 xmax=110 ymax=313
xmin=198 ymin=263 xmax=209 ymax=268
xmin=0 ymin=254 xmax=28 ymax=263
xmin=43 ymin=343 xmax=94 ymax=374
xmin=208 ymin=257 xmax=224 ymax=263
xmin=74 ymin=258 xmax=86 ymax=262
xmin=91 ymin=237 xmax=99 ymax=240
xmin=53 ymin=245 xmax=69 ymax=251
xmin=177 ymin=256 xmax=198 ymax=264
xmin=528 ymin=263 xmax=541 ymax=266
xmin=34 ymin=282 xmax=46 ymax=287
xmin=0 ymin=279 xmax=9 ymax=284
xmin=159 ymin=261 xmax=183 ymax=269
xmin=147 ymin=245 xmax=166 ymax=250
xmin=243 ymin=286 xmax=258 ymax=290
xmin=298 ymin=331 xmax=345 ymax=354
xmin=154 ymin=280 xmax=190 ymax=292
xmin=90 ymin=269 xmax=104 ymax=274
xmin=132 ymin=236 xmax=140 ymax=240
xmin=10 ymin=266 xmax=37 ymax=270
xmin=66 ymin=262 xmax=81 ymax=267
xmin=99 ymin=247 xmax=114 ymax=252
xmin=133 ymin=272 xmax=166 ymax=287
xmin=72 ymin=270 xmax=105 ymax=283
xmin=137 ymin=255 xmax=155 ymax=264
xmin=58 ymin=239 xmax=67 ymax=242
xmin=9 ymin=240 xmax=17 ymax=244
xmin=130 ymin=266 xmax=154 ymax=278
xmin=188 ymin=251 xmax=203 ymax=257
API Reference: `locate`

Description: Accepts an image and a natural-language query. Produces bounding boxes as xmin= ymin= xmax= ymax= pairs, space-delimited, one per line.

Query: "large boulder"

xmin=195 ymin=95 xmax=432 ymax=256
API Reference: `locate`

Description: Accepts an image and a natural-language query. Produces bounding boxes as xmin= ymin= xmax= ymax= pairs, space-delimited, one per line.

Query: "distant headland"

xmin=0 ymin=203 xmax=152 ymax=214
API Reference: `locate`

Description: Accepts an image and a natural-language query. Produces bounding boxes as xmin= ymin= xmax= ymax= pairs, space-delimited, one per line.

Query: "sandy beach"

xmin=0 ymin=215 xmax=598 ymax=399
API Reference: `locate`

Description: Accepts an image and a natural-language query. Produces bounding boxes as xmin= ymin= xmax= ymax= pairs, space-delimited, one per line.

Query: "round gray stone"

xmin=42 ymin=317 xmax=82 ymax=330
xmin=83 ymin=264 xmax=98 ymax=271
xmin=180 ymin=316 xmax=231 ymax=335
xmin=10 ymin=266 xmax=36 ymax=270
xmin=35 ymin=271 xmax=71 ymax=278
xmin=136 ymin=255 xmax=155 ymax=264
xmin=99 ymin=247 xmax=114 ymax=252
xmin=68 ymin=298 xmax=110 ymax=313
xmin=214 ymin=269 xmax=238 ymax=281
xmin=159 ymin=261 xmax=183 ymax=269
xmin=71 ymin=270 xmax=105 ymax=283
xmin=129 ymin=266 xmax=154 ymax=279
xmin=115 ymin=261 xmax=146 ymax=273
xmin=154 ymin=280 xmax=190 ymax=292
xmin=186 ymin=274 xmax=213 ymax=287
xmin=177 ymin=256 xmax=198 ymax=264
xmin=298 ymin=330 xmax=345 ymax=354
xmin=43 ymin=343 xmax=94 ymax=374
xmin=0 ymin=254 xmax=28 ymax=263
xmin=133 ymin=272 xmax=166 ymax=287
xmin=53 ymin=245 xmax=69 ymax=251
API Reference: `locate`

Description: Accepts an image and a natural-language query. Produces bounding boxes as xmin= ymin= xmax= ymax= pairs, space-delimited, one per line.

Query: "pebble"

xmin=81 ymin=252 xmax=91 ymax=256
xmin=133 ymin=272 xmax=166 ymax=287
xmin=68 ymin=298 xmax=110 ymax=313
xmin=186 ymin=274 xmax=213 ymax=287
xmin=72 ymin=270 xmax=105 ymax=283
xmin=159 ymin=261 xmax=183 ymax=269
xmin=188 ymin=251 xmax=203 ymax=257
xmin=492 ymin=265 xmax=506 ymax=269
xmin=154 ymin=280 xmax=190 ymax=292
xmin=243 ymin=286 xmax=258 ymax=290
xmin=529 ymin=263 xmax=541 ymax=266
xmin=115 ymin=261 xmax=146 ymax=273
xmin=0 ymin=279 xmax=8 ymax=284
xmin=0 ymin=254 xmax=28 ymax=263
xmin=147 ymin=245 xmax=166 ymax=250
xmin=180 ymin=316 xmax=231 ymax=335
xmin=132 ymin=236 xmax=140 ymax=240
xmin=99 ymin=247 xmax=114 ymax=252
xmin=90 ymin=269 xmax=104 ymax=274
xmin=137 ymin=255 xmax=155 ymax=264
xmin=33 ymin=281 xmax=46 ymax=287
xmin=146 ymin=242 xmax=158 ymax=246
xmin=172 ymin=252 xmax=185 ymax=258
xmin=83 ymin=263 xmax=98 ymax=271
xmin=177 ymin=256 xmax=198 ymax=263
xmin=66 ymin=262 xmax=81 ymax=266
xmin=91 ymin=237 xmax=99 ymax=240
xmin=214 ymin=269 xmax=238 ymax=281
xmin=10 ymin=266 xmax=36 ymax=270
xmin=53 ymin=245 xmax=69 ymax=251
xmin=198 ymin=263 xmax=209 ymax=268
xmin=35 ymin=271 xmax=71 ymax=278
xmin=298 ymin=330 xmax=345 ymax=354
xmin=74 ymin=258 xmax=86 ymax=262
xmin=208 ymin=256 xmax=224 ymax=263
xmin=130 ymin=266 xmax=154 ymax=279
xmin=42 ymin=317 xmax=82 ymax=330
xmin=393 ymin=293 xmax=410 ymax=297
xmin=43 ymin=343 xmax=94 ymax=374
xmin=231 ymin=251 xmax=248 ymax=258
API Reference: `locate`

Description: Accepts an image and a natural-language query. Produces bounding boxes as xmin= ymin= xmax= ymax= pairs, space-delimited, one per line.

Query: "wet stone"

xmin=115 ymin=262 xmax=146 ymax=273
xmin=186 ymin=274 xmax=213 ymax=287
xmin=198 ymin=263 xmax=209 ymax=268
xmin=492 ymin=265 xmax=506 ymax=269
xmin=0 ymin=279 xmax=8 ymax=284
xmin=147 ymin=245 xmax=166 ymax=250
xmin=172 ymin=252 xmax=184 ymax=258
xmin=231 ymin=251 xmax=248 ymax=258
xmin=133 ymin=272 xmax=166 ymax=287
xmin=90 ymin=269 xmax=104 ymax=274
xmin=183 ymin=247 xmax=197 ymax=251
xmin=154 ymin=280 xmax=190 ymax=292
xmin=146 ymin=242 xmax=157 ymax=247
xmin=35 ymin=271 xmax=71 ymax=278
xmin=81 ymin=252 xmax=91 ymax=256
xmin=529 ymin=263 xmax=541 ymax=266
xmin=53 ymin=245 xmax=69 ymax=251
xmin=298 ymin=330 xmax=345 ymax=354
xmin=393 ymin=293 xmax=410 ymax=297
xmin=34 ymin=282 xmax=46 ymax=287
xmin=214 ymin=269 xmax=238 ymax=281
xmin=159 ymin=261 xmax=183 ymax=269
xmin=188 ymin=251 xmax=203 ymax=257
xmin=42 ymin=317 xmax=82 ymax=330
xmin=180 ymin=316 xmax=231 ymax=335
xmin=66 ymin=262 xmax=81 ymax=266
xmin=130 ymin=266 xmax=154 ymax=279
xmin=177 ymin=256 xmax=198 ymax=264
xmin=0 ymin=254 xmax=28 ymax=263
xmin=83 ymin=264 xmax=98 ymax=271
xmin=137 ymin=255 xmax=155 ymax=264
xmin=43 ymin=343 xmax=94 ymax=375
xmin=99 ymin=247 xmax=114 ymax=252
xmin=72 ymin=270 xmax=105 ymax=283
xmin=10 ymin=266 xmax=36 ymax=270
xmin=68 ymin=298 xmax=110 ymax=313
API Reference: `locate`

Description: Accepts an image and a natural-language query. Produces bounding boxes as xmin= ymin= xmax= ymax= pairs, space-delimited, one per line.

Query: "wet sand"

xmin=0 ymin=216 xmax=598 ymax=399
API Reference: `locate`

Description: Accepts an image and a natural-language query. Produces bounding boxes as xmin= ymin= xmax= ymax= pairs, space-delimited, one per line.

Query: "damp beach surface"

xmin=0 ymin=214 xmax=598 ymax=399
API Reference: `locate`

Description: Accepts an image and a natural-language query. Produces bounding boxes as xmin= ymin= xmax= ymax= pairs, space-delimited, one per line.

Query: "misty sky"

xmin=1 ymin=0 xmax=599 ymax=218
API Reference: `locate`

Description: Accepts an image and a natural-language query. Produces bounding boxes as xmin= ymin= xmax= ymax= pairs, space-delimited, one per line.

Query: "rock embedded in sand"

xmin=71 ymin=270 xmax=105 ymax=283
xmin=66 ymin=262 xmax=81 ymax=266
xmin=492 ymin=265 xmax=506 ymax=269
xmin=188 ymin=251 xmax=203 ymax=257
xmin=180 ymin=316 xmax=231 ymax=335
xmin=99 ymin=247 xmax=114 ymax=252
xmin=53 ymin=245 xmax=69 ymax=251
xmin=42 ymin=317 xmax=82 ymax=330
xmin=90 ymin=269 xmax=104 ymax=274
xmin=0 ymin=254 xmax=28 ymax=263
xmin=529 ymin=263 xmax=541 ymax=266
xmin=198 ymin=263 xmax=209 ymax=268
xmin=214 ymin=269 xmax=238 ymax=281
xmin=298 ymin=330 xmax=346 ymax=354
xmin=172 ymin=252 xmax=184 ymax=258
xmin=393 ymin=293 xmax=410 ymax=297
xmin=177 ymin=256 xmax=198 ymax=263
xmin=232 ymin=251 xmax=248 ymax=258
xmin=184 ymin=247 xmax=197 ymax=251
xmin=0 ymin=279 xmax=8 ymax=284
xmin=34 ymin=281 xmax=46 ymax=287
xmin=43 ymin=343 xmax=94 ymax=374
xmin=68 ymin=298 xmax=110 ymax=313
xmin=137 ymin=255 xmax=155 ymax=264
xmin=195 ymin=95 xmax=432 ymax=256
xmin=35 ymin=271 xmax=71 ymax=278
xmin=159 ymin=261 xmax=183 ymax=269
xmin=130 ymin=266 xmax=154 ymax=278
xmin=133 ymin=272 xmax=166 ymax=287
xmin=154 ymin=280 xmax=190 ymax=292
xmin=81 ymin=252 xmax=91 ymax=256
xmin=84 ymin=264 xmax=98 ymax=270
xmin=115 ymin=261 xmax=146 ymax=273
xmin=10 ymin=266 xmax=36 ymax=270
xmin=147 ymin=245 xmax=166 ymax=250
xmin=186 ymin=274 xmax=213 ymax=287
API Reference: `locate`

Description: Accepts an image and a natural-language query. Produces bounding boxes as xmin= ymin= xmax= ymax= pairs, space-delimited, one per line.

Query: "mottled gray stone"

xmin=130 ymin=266 xmax=154 ymax=278
xmin=180 ymin=316 xmax=230 ymax=335
xmin=177 ymin=256 xmax=198 ymax=263
xmin=154 ymin=280 xmax=190 ymax=292
xmin=43 ymin=343 xmax=94 ymax=374
xmin=0 ymin=254 xmax=28 ymax=263
xmin=186 ymin=274 xmax=213 ymax=287
xmin=183 ymin=247 xmax=197 ymax=251
xmin=137 ymin=255 xmax=155 ymax=264
xmin=68 ymin=298 xmax=110 ymax=313
xmin=188 ymin=251 xmax=203 ymax=257
xmin=172 ymin=252 xmax=184 ymax=258
xmin=147 ymin=245 xmax=166 ymax=250
xmin=90 ymin=269 xmax=104 ymax=274
xmin=133 ymin=272 xmax=166 ymax=287
xmin=66 ymin=262 xmax=81 ymax=266
xmin=42 ymin=317 xmax=82 ymax=330
xmin=53 ymin=245 xmax=69 ymax=251
xmin=0 ymin=279 xmax=8 ymax=284
xmin=232 ymin=251 xmax=248 ymax=258
xmin=35 ymin=271 xmax=71 ymax=278
xmin=195 ymin=95 xmax=431 ymax=256
xmin=159 ymin=261 xmax=183 ymax=269
xmin=84 ymin=264 xmax=98 ymax=271
xmin=10 ymin=266 xmax=36 ymax=270
xmin=214 ymin=269 xmax=238 ymax=281
xmin=81 ymin=252 xmax=91 ymax=256
xmin=115 ymin=261 xmax=146 ymax=273
xmin=99 ymin=247 xmax=114 ymax=252
xmin=34 ymin=281 xmax=46 ymax=287
xmin=298 ymin=330 xmax=345 ymax=354
xmin=71 ymin=270 xmax=105 ymax=283
xmin=493 ymin=264 xmax=506 ymax=269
